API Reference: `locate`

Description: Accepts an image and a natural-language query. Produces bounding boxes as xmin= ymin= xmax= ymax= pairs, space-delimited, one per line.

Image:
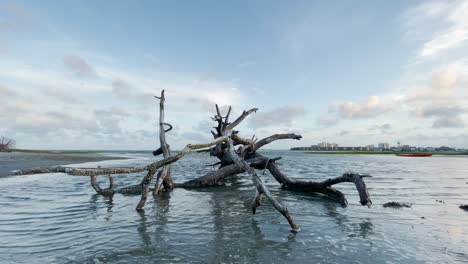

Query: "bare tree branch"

xmin=254 ymin=133 xmax=302 ymax=151
xmin=225 ymin=108 xmax=258 ymax=131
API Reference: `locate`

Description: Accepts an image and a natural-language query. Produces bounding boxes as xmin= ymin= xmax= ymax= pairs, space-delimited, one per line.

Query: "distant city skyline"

xmin=310 ymin=141 xmax=458 ymax=149
xmin=292 ymin=141 xmax=463 ymax=152
xmin=1 ymin=1 xmax=467 ymax=150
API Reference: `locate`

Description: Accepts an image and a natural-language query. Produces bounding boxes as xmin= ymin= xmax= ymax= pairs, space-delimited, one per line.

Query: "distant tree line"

xmin=0 ymin=137 xmax=15 ymax=152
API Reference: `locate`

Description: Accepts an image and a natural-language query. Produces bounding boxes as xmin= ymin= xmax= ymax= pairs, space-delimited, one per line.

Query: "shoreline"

xmin=301 ymin=151 xmax=468 ymax=155
xmin=0 ymin=151 xmax=128 ymax=177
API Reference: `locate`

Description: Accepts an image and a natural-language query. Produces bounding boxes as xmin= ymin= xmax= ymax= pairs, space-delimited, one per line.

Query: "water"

xmin=1 ymin=151 xmax=467 ymax=263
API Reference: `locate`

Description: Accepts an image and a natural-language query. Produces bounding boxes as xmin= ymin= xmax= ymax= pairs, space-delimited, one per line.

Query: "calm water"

xmin=1 ymin=151 xmax=467 ymax=263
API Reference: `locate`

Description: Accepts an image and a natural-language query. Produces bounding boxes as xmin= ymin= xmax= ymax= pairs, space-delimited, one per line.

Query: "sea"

xmin=0 ymin=151 xmax=467 ymax=263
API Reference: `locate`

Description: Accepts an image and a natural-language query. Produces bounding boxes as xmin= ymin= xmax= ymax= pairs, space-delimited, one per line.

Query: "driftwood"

xmin=460 ymin=205 xmax=468 ymax=211
xmin=0 ymin=136 xmax=15 ymax=151
xmin=13 ymin=92 xmax=373 ymax=232
xmin=383 ymin=202 xmax=412 ymax=208
xmin=152 ymin=90 xmax=174 ymax=196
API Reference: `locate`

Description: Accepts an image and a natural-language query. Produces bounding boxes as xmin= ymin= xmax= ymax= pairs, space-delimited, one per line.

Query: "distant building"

xmin=290 ymin=142 xmax=460 ymax=153
xmin=378 ymin=143 xmax=390 ymax=150
xmin=315 ymin=142 xmax=338 ymax=150
xmin=366 ymin=145 xmax=375 ymax=151
xmin=401 ymin=145 xmax=411 ymax=151
xmin=437 ymin=146 xmax=455 ymax=152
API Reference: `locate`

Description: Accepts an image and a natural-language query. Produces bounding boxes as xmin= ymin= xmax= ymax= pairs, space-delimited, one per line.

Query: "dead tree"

xmin=14 ymin=92 xmax=372 ymax=232
xmin=152 ymin=90 xmax=174 ymax=195
xmin=0 ymin=137 xmax=15 ymax=152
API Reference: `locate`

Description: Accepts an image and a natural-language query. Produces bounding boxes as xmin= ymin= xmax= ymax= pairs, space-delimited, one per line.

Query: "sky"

xmin=0 ymin=0 xmax=467 ymax=150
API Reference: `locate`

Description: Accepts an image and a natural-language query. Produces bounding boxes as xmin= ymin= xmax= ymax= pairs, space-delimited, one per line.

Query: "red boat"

xmin=396 ymin=153 xmax=432 ymax=157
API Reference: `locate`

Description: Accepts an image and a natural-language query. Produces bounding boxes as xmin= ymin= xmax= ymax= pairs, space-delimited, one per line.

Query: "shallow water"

xmin=1 ymin=151 xmax=467 ymax=263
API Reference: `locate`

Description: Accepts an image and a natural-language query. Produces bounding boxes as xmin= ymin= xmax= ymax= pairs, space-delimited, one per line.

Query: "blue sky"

xmin=1 ymin=0 xmax=467 ymax=150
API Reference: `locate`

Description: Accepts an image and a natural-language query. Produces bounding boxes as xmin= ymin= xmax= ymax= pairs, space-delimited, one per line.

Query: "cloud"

xmin=111 ymin=78 xmax=155 ymax=104
xmin=111 ymin=78 xmax=132 ymax=96
xmin=111 ymin=77 xmax=242 ymax=115
xmin=0 ymin=84 xmax=16 ymax=97
xmin=12 ymin=105 xmax=130 ymax=140
xmin=403 ymin=64 xmax=465 ymax=106
xmin=433 ymin=116 xmax=465 ymax=128
xmin=63 ymin=55 xmax=98 ymax=78
xmin=185 ymin=97 xmax=219 ymax=112
xmin=193 ymin=120 xmax=214 ymax=133
xmin=93 ymin=107 xmax=129 ymax=134
xmin=179 ymin=131 xmax=210 ymax=142
xmin=431 ymin=69 xmax=458 ymax=96
xmin=369 ymin=123 xmax=392 ymax=134
xmin=405 ymin=1 xmax=468 ymax=57
xmin=415 ymin=105 xmax=466 ymax=129
xmin=337 ymin=130 xmax=349 ymax=136
xmin=416 ymin=105 xmax=464 ymax=118
xmin=316 ymin=115 xmax=339 ymax=127
xmin=15 ymin=111 xmax=98 ymax=133
xmin=334 ymin=96 xmax=390 ymax=119
xmin=42 ymin=87 xmax=82 ymax=104
xmin=406 ymin=66 xmax=467 ymax=129
xmin=248 ymin=105 xmax=305 ymax=128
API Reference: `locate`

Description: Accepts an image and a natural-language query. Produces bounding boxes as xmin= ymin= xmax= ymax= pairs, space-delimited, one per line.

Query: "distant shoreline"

xmin=0 ymin=151 xmax=128 ymax=177
xmin=302 ymin=151 xmax=468 ymax=155
xmin=10 ymin=149 xmax=103 ymax=154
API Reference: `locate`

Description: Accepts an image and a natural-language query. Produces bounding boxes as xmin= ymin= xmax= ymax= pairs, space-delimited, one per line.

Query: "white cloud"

xmin=0 ymin=62 xmax=110 ymax=93
xmin=316 ymin=115 xmax=339 ymax=127
xmin=0 ymin=54 xmax=251 ymax=149
xmin=334 ymin=96 xmax=390 ymax=119
xmin=404 ymin=0 xmax=468 ymax=57
xmin=431 ymin=69 xmax=458 ymax=95
xmin=248 ymin=105 xmax=305 ymax=128
xmin=63 ymin=55 xmax=99 ymax=78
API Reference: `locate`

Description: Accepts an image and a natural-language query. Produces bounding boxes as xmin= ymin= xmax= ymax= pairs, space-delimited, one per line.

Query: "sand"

xmin=0 ymin=152 xmax=126 ymax=177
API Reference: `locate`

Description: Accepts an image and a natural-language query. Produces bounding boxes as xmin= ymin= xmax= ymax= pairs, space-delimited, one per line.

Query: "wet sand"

xmin=0 ymin=152 xmax=127 ymax=177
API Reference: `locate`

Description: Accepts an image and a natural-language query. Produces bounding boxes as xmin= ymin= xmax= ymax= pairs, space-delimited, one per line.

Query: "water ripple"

xmin=0 ymin=152 xmax=467 ymax=263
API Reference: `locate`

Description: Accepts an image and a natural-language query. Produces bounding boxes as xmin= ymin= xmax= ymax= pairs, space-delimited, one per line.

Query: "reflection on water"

xmin=0 ymin=151 xmax=467 ymax=263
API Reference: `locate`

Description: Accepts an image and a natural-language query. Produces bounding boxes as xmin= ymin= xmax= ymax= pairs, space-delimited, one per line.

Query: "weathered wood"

xmin=174 ymin=156 xmax=275 ymax=188
xmin=383 ymin=202 xmax=412 ymax=208
xmin=225 ymin=108 xmax=258 ymax=131
xmin=152 ymin=148 xmax=163 ymax=156
xmin=14 ymin=166 xmax=146 ymax=176
xmin=254 ymin=133 xmax=302 ymax=151
xmin=136 ymin=168 xmax=157 ymax=210
xmin=0 ymin=136 xmax=15 ymax=151
xmin=135 ymin=136 xmax=232 ymax=209
xmin=90 ymin=175 xmax=114 ymax=195
xmin=266 ymin=160 xmax=372 ymax=207
xmin=175 ymin=164 xmax=242 ymax=188
xmin=116 ymin=184 xmax=145 ymax=194
xmin=153 ymin=90 xmax=174 ymax=195
xmin=226 ymin=138 xmax=299 ymax=232
xmin=14 ymin=167 xmax=69 ymax=175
